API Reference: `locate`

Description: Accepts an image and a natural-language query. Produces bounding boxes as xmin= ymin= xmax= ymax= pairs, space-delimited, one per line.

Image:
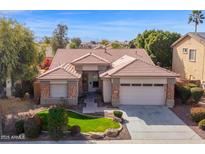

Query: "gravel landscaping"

xmin=171 ymin=104 xmax=205 ymax=139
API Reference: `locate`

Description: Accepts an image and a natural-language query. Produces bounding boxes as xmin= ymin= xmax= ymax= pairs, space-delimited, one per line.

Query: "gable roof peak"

xmin=71 ymin=52 xmax=110 ymax=64
xmin=171 ymin=32 xmax=205 ymax=47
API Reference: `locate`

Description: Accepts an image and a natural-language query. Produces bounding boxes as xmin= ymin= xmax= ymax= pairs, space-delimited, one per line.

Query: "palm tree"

xmin=188 ymin=10 xmax=205 ymax=33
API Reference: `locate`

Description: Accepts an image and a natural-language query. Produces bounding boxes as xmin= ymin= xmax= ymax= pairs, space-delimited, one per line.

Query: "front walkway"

xmin=120 ymin=105 xmax=201 ymax=140
xmin=82 ymin=93 xmax=112 ymax=114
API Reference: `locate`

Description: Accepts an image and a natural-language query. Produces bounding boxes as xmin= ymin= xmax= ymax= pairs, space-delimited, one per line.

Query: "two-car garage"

xmin=119 ymin=78 xmax=166 ymax=105
xmin=103 ymin=78 xmax=168 ymax=106
xmin=119 ymin=83 xmax=165 ymax=105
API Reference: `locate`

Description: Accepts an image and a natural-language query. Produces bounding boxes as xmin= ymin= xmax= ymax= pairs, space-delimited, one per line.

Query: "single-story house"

xmin=38 ymin=49 xmax=178 ymax=107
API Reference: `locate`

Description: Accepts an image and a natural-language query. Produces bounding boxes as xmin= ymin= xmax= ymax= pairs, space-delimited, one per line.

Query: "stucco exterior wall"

xmin=172 ymin=36 xmax=205 ymax=81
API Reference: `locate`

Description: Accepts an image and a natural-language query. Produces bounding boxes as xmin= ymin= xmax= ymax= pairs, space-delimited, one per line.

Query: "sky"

xmin=0 ymin=10 xmax=204 ymax=41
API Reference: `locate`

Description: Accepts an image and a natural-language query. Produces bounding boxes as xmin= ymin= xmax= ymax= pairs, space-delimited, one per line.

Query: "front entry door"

xmin=88 ymin=72 xmax=99 ymax=92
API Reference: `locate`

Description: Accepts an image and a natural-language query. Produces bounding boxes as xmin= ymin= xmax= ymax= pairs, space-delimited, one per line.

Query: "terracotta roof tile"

xmin=71 ymin=52 xmax=110 ymax=64
xmin=38 ymin=63 xmax=81 ymax=80
xmin=112 ymin=59 xmax=179 ymax=77
xmin=50 ymin=49 xmax=153 ymax=69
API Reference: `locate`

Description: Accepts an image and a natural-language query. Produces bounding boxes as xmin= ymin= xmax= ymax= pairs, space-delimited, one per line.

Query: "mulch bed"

xmin=171 ymin=104 xmax=205 ymax=139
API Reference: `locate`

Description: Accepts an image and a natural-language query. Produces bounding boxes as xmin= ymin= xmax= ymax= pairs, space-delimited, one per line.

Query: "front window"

xmin=182 ymin=48 xmax=188 ymax=54
xmin=189 ymin=49 xmax=196 ymax=61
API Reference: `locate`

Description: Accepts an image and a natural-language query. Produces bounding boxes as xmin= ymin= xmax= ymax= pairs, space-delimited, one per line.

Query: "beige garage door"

xmin=50 ymin=84 xmax=67 ymax=98
xmin=119 ymin=83 xmax=165 ymax=105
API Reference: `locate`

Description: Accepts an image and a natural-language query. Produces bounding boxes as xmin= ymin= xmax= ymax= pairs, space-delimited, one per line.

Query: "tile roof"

xmin=71 ymin=52 xmax=110 ymax=64
xmin=38 ymin=63 xmax=81 ymax=80
xmin=171 ymin=32 xmax=205 ymax=47
xmin=49 ymin=49 xmax=154 ymax=69
xmin=100 ymin=55 xmax=136 ymax=77
xmin=100 ymin=56 xmax=178 ymax=78
xmin=41 ymin=48 xmax=177 ymax=79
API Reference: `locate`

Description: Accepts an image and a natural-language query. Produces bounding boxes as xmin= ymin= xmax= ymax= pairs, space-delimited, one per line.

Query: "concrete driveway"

xmin=120 ymin=105 xmax=201 ymax=140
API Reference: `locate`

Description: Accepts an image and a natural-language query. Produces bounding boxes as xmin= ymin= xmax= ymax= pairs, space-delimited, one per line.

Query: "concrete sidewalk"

xmin=0 ymin=139 xmax=205 ymax=144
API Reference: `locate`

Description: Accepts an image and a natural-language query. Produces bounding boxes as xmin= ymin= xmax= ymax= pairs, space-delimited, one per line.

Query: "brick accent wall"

xmin=166 ymin=78 xmax=176 ymax=107
xmin=40 ymin=81 xmax=50 ymax=99
xmin=68 ymin=81 xmax=78 ymax=99
xmin=111 ymin=78 xmax=120 ymax=106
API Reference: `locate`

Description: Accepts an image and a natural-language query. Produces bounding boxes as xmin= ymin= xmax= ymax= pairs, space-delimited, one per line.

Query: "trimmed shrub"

xmin=24 ymin=115 xmax=42 ymax=138
xmin=70 ymin=125 xmax=81 ymax=136
xmin=191 ymin=87 xmax=204 ymax=103
xmin=199 ymin=119 xmax=205 ymax=131
xmin=190 ymin=107 xmax=205 ymax=123
xmin=186 ymin=83 xmax=198 ymax=88
xmin=15 ymin=120 xmax=24 ymax=134
xmin=176 ymin=85 xmax=191 ymax=104
xmin=48 ymin=107 xmax=68 ymax=140
xmin=113 ymin=111 xmax=123 ymax=118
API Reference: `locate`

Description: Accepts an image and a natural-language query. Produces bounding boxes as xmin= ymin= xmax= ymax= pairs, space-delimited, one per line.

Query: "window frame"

xmin=120 ymin=83 xmax=131 ymax=86
xmin=142 ymin=83 xmax=153 ymax=87
xmin=182 ymin=48 xmax=188 ymax=54
xmin=189 ymin=49 xmax=196 ymax=62
xmin=131 ymin=83 xmax=142 ymax=86
xmin=153 ymin=84 xmax=164 ymax=87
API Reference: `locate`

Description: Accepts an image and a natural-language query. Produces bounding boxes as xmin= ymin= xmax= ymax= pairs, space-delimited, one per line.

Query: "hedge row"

xmin=176 ymin=83 xmax=204 ymax=104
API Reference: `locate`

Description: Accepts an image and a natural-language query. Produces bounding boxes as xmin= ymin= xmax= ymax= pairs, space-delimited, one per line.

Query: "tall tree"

xmin=42 ymin=36 xmax=52 ymax=45
xmin=100 ymin=39 xmax=109 ymax=46
xmin=188 ymin=10 xmax=205 ymax=32
xmin=0 ymin=18 xmax=42 ymax=97
xmin=51 ymin=24 xmax=68 ymax=54
xmin=129 ymin=30 xmax=181 ymax=68
xmin=111 ymin=41 xmax=122 ymax=49
xmin=69 ymin=37 xmax=81 ymax=49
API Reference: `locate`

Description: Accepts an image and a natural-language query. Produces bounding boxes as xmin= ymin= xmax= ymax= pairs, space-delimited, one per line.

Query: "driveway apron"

xmin=120 ymin=105 xmax=201 ymax=140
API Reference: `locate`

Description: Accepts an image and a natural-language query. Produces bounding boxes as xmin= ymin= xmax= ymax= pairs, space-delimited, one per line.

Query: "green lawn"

xmin=37 ymin=109 xmax=120 ymax=133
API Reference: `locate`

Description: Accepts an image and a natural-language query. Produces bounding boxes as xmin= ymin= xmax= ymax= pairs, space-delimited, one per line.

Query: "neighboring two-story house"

xmin=171 ymin=32 xmax=205 ymax=86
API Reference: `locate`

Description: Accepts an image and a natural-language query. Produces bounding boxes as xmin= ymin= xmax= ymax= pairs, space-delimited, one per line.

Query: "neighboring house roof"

xmin=171 ymin=32 xmax=205 ymax=47
xmin=38 ymin=63 xmax=81 ymax=80
xmin=45 ymin=47 xmax=53 ymax=58
xmin=100 ymin=56 xmax=179 ymax=78
xmin=49 ymin=49 xmax=154 ymax=69
xmin=71 ymin=52 xmax=110 ymax=65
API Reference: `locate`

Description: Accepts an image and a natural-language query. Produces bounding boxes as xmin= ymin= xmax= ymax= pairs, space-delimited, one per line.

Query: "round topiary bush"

xmin=191 ymin=87 xmax=204 ymax=103
xmin=199 ymin=119 xmax=205 ymax=131
xmin=48 ymin=107 xmax=68 ymax=140
xmin=190 ymin=107 xmax=205 ymax=123
xmin=70 ymin=125 xmax=81 ymax=136
xmin=113 ymin=111 xmax=123 ymax=118
xmin=15 ymin=120 xmax=24 ymax=134
xmin=24 ymin=115 xmax=42 ymax=138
